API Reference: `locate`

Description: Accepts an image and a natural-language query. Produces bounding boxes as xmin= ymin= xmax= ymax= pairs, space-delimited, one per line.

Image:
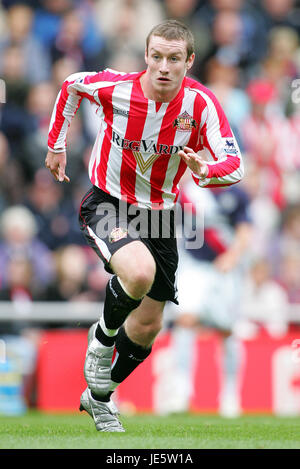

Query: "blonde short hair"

xmin=146 ymin=19 xmax=195 ymax=60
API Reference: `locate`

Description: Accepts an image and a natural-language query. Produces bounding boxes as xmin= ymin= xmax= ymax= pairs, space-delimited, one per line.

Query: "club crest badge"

xmin=173 ymin=111 xmax=197 ymax=132
xmin=109 ymin=227 xmax=128 ymax=243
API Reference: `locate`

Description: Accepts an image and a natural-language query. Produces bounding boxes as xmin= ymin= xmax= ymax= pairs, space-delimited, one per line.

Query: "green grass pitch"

xmin=0 ymin=411 xmax=299 ymax=449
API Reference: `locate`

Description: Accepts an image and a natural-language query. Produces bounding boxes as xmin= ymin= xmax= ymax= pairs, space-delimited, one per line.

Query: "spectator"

xmin=277 ymin=252 xmax=300 ymax=305
xmin=288 ymin=111 xmax=300 ymax=180
xmin=31 ymin=0 xmax=73 ymax=48
xmin=204 ymin=57 xmax=250 ymax=142
xmin=0 ymin=44 xmax=33 ymax=153
xmin=257 ymin=26 xmax=300 ymax=117
xmin=0 ymin=3 xmax=51 ymax=84
xmin=0 ymin=131 xmax=10 ymax=211
xmin=0 ymin=204 xmax=54 ymax=293
xmin=25 ymin=168 xmax=87 ymax=249
xmin=0 ymin=2 xmax=8 ymax=41
xmin=49 ymin=7 xmax=107 ymax=71
xmin=85 ymin=262 xmax=111 ymax=303
xmin=270 ymin=203 xmax=300 ymax=272
xmin=51 ymin=56 xmax=79 ymax=91
xmin=95 ymin=0 xmax=164 ymax=67
xmin=241 ymin=78 xmax=291 ymax=208
xmin=0 ymin=254 xmax=39 ymax=311
xmin=0 ymin=131 xmax=25 ymax=208
xmin=193 ymin=1 xmax=268 ymax=81
xmin=21 ymin=81 xmax=58 ymax=180
xmin=167 ymin=179 xmax=252 ymax=416
xmin=236 ymin=257 xmax=289 ymax=339
xmin=40 ymin=244 xmax=98 ymax=302
xmin=0 ymin=253 xmax=38 ymax=412
xmin=260 ymin=0 xmax=300 ymax=36
xmin=241 ymin=160 xmax=281 ymax=258
xmin=267 ymin=26 xmax=299 ymax=81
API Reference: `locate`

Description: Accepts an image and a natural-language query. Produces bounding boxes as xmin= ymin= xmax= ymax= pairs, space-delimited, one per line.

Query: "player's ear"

xmin=144 ymin=47 xmax=149 ymax=65
xmin=186 ymin=53 xmax=195 ymax=72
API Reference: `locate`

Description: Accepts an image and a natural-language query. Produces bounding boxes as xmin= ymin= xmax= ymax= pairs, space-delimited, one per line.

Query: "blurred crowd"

xmin=0 ymin=0 xmax=300 ymax=333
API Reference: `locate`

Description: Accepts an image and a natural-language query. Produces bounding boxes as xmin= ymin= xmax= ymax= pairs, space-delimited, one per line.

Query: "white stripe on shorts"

xmin=86 ymin=225 xmax=112 ymax=263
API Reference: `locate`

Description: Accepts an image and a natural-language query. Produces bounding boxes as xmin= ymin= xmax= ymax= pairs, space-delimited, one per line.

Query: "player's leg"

xmin=123 ymin=295 xmax=164 ymax=346
xmin=83 ymin=297 xmax=164 ymax=398
xmin=80 ymin=296 xmax=165 ymax=432
xmin=79 ymin=189 xmax=177 ymax=430
xmin=85 ymin=240 xmax=156 ymax=399
xmin=91 ymin=214 xmax=177 ymax=399
xmin=110 ymin=240 xmax=157 ymax=300
xmin=108 ymin=296 xmax=165 ymax=393
xmin=81 ymin=240 xmax=157 ymax=432
xmin=92 ymin=239 xmax=156 ymax=355
xmin=80 ymin=296 xmax=164 ymax=431
xmin=99 ymin=238 xmax=156 ymax=344
xmin=79 ymin=187 xmax=158 ymax=431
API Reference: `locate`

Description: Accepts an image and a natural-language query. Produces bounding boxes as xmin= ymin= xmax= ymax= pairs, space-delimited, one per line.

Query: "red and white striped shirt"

xmin=48 ymin=69 xmax=244 ymax=209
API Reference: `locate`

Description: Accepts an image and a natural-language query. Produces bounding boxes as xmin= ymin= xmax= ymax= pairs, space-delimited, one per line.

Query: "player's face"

xmin=144 ymin=35 xmax=195 ymax=101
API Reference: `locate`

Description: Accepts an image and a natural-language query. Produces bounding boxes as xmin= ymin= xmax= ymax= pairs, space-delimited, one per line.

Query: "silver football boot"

xmin=84 ymin=322 xmax=115 ymax=397
xmin=79 ymin=387 xmax=125 ymax=432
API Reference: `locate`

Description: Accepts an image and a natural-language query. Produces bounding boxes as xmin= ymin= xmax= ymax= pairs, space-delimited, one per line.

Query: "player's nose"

xmin=159 ymin=58 xmax=169 ymax=74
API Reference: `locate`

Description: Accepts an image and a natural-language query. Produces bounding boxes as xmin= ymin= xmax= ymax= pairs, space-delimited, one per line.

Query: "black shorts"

xmin=78 ymin=186 xmax=179 ymax=304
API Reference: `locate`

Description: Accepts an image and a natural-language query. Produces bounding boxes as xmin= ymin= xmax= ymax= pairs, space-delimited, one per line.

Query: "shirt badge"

xmin=224 ymin=138 xmax=238 ymax=155
xmin=173 ymin=111 xmax=197 ymax=132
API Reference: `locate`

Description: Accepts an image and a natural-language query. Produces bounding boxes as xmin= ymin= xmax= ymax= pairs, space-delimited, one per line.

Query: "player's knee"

xmin=126 ymin=259 xmax=156 ymax=298
xmin=111 ymin=242 xmax=156 ymax=298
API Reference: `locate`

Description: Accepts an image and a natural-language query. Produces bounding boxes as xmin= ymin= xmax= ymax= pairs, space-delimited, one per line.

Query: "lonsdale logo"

xmin=112 ymin=130 xmax=184 ymax=174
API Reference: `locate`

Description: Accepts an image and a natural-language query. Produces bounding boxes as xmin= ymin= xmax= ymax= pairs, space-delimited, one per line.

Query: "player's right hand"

xmin=45 ymin=150 xmax=70 ymax=183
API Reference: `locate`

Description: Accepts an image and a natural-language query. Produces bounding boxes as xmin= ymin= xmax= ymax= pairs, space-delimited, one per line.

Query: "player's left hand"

xmin=178 ymin=146 xmax=208 ymax=179
xmin=45 ymin=150 xmax=70 ymax=183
